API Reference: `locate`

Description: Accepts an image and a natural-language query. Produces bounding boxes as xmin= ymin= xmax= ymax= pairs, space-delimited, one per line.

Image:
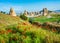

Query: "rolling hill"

xmin=0 ymin=13 xmax=60 ymax=43
xmin=0 ymin=13 xmax=23 ymax=28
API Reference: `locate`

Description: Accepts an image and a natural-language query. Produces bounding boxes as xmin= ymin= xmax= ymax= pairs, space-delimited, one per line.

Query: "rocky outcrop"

xmin=43 ymin=8 xmax=48 ymax=16
xmin=9 ymin=8 xmax=16 ymax=16
xmin=24 ymin=10 xmax=28 ymax=16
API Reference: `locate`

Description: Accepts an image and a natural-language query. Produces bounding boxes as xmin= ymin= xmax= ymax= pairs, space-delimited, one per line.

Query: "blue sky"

xmin=0 ymin=0 xmax=60 ymax=13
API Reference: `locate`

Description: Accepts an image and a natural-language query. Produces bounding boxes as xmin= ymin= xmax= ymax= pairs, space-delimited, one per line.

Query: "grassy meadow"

xmin=0 ymin=13 xmax=60 ymax=43
xmin=33 ymin=14 xmax=60 ymax=23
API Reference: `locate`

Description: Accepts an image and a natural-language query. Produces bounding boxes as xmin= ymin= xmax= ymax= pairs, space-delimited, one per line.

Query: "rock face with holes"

xmin=43 ymin=8 xmax=48 ymax=16
xmin=9 ymin=8 xmax=16 ymax=16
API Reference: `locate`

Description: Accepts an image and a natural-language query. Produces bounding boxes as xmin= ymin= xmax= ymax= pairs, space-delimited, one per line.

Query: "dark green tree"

xmin=20 ymin=14 xmax=28 ymax=20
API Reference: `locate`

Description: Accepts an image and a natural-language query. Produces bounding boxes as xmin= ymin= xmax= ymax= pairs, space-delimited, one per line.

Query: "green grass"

xmin=0 ymin=13 xmax=60 ymax=43
xmin=33 ymin=15 xmax=60 ymax=23
xmin=0 ymin=13 xmax=24 ymax=28
xmin=0 ymin=23 xmax=59 ymax=43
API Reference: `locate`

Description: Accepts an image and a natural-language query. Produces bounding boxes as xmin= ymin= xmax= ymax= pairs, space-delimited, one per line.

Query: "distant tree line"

xmin=0 ymin=11 xmax=6 ymax=14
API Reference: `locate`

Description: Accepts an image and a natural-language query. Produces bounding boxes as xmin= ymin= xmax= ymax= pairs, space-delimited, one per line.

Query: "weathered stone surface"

xmin=30 ymin=12 xmax=34 ymax=16
xmin=43 ymin=8 xmax=48 ymax=16
xmin=9 ymin=8 xmax=16 ymax=16
xmin=24 ymin=10 xmax=28 ymax=16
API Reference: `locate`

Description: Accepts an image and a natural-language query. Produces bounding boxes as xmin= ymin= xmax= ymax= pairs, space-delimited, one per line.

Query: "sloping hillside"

xmin=0 ymin=13 xmax=23 ymax=28
xmin=0 ymin=13 xmax=60 ymax=43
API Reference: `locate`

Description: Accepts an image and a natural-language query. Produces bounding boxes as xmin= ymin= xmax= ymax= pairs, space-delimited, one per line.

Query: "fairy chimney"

xmin=43 ymin=8 xmax=48 ymax=16
xmin=30 ymin=12 xmax=34 ymax=16
xmin=24 ymin=10 xmax=28 ymax=16
xmin=9 ymin=8 xmax=16 ymax=16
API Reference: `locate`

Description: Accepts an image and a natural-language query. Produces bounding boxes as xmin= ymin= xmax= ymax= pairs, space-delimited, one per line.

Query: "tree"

xmin=0 ymin=11 xmax=6 ymax=14
xmin=20 ymin=14 xmax=28 ymax=20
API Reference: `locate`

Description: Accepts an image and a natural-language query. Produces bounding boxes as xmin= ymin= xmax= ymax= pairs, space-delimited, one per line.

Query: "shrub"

xmin=29 ymin=17 xmax=34 ymax=24
xmin=20 ymin=14 xmax=28 ymax=20
xmin=0 ymin=23 xmax=60 ymax=43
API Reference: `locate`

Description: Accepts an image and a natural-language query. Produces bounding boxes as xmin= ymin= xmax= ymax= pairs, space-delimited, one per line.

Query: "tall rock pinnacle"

xmin=9 ymin=8 xmax=16 ymax=16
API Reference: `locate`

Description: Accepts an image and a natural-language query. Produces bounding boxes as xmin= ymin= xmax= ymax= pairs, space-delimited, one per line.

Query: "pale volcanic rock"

xmin=9 ymin=8 xmax=16 ymax=16
xmin=43 ymin=8 xmax=48 ymax=16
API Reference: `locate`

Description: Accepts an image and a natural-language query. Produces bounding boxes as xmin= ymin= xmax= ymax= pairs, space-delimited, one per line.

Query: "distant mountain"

xmin=55 ymin=10 xmax=60 ymax=12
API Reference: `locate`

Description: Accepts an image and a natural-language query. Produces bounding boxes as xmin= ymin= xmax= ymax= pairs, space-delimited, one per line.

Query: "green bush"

xmin=29 ymin=17 xmax=34 ymax=24
xmin=20 ymin=14 xmax=28 ymax=20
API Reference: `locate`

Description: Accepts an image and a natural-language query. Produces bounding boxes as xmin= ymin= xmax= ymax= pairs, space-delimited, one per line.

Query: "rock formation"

xmin=9 ymin=8 xmax=16 ymax=16
xmin=30 ymin=12 xmax=34 ymax=16
xmin=43 ymin=8 xmax=48 ymax=16
xmin=24 ymin=10 xmax=28 ymax=16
